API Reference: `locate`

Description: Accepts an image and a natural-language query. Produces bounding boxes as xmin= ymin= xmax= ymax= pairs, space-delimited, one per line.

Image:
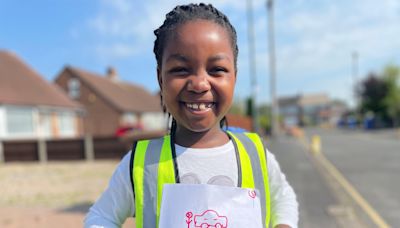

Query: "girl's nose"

xmin=187 ymin=72 xmax=211 ymax=93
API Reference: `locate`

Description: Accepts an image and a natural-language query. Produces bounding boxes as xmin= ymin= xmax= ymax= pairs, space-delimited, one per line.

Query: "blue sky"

xmin=1 ymin=0 xmax=400 ymax=106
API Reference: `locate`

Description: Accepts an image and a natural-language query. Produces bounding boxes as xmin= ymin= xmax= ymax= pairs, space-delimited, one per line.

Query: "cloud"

xmin=78 ymin=0 xmax=400 ymax=103
xmin=84 ymin=0 xmax=267 ymax=60
xmin=262 ymin=0 xmax=400 ymax=88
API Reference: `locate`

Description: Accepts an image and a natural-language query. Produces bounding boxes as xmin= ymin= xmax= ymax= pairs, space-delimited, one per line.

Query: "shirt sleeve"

xmin=84 ymin=151 xmax=135 ymax=228
xmin=266 ymin=149 xmax=299 ymax=228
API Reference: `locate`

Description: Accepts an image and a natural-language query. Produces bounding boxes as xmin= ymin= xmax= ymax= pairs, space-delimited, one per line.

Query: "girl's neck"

xmin=173 ymin=125 xmax=229 ymax=148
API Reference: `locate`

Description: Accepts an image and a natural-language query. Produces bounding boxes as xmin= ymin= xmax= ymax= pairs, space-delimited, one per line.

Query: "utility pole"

xmin=352 ymin=51 xmax=359 ymax=108
xmin=246 ymin=0 xmax=259 ymax=133
xmin=267 ymin=0 xmax=279 ymax=136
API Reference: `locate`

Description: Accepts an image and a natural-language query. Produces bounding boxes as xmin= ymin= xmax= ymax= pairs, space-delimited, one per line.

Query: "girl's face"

xmin=158 ymin=19 xmax=236 ymax=133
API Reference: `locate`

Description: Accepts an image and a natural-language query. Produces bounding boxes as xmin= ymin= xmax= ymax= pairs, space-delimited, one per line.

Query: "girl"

xmin=85 ymin=3 xmax=298 ymax=228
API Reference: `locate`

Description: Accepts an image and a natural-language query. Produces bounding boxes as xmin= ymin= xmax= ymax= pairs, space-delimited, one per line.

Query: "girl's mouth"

xmin=183 ymin=102 xmax=215 ymax=112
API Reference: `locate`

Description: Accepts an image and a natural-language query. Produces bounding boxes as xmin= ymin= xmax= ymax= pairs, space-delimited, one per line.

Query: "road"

xmin=303 ymin=128 xmax=400 ymax=227
xmin=267 ymin=135 xmax=340 ymax=227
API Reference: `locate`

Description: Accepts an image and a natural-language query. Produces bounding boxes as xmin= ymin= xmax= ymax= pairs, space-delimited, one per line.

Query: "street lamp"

xmin=352 ymin=51 xmax=359 ymax=108
xmin=267 ymin=0 xmax=279 ymax=136
xmin=246 ymin=0 xmax=259 ymax=133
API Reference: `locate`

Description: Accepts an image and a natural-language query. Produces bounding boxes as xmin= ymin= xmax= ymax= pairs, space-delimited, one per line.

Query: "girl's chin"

xmin=178 ymin=122 xmax=221 ymax=133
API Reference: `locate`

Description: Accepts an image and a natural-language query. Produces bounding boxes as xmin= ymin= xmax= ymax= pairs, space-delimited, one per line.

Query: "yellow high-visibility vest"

xmin=131 ymin=132 xmax=270 ymax=228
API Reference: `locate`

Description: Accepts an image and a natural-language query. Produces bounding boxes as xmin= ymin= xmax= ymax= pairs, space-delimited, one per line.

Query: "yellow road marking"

xmin=299 ymin=134 xmax=391 ymax=228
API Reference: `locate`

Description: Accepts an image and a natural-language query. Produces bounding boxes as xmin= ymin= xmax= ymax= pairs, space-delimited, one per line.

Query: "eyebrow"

xmin=209 ymin=54 xmax=232 ymax=62
xmin=165 ymin=53 xmax=232 ymax=63
xmin=165 ymin=54 xmax=189 ymax=63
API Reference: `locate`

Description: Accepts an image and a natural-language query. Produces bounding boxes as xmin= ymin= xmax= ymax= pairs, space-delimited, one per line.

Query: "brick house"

xmin=279 ymin=93 xmax=332 ymax=127
xmin=55 ymin=66 xmax=165 ymax=137
xmin=0 ymin=50 xmax=84 ymax=140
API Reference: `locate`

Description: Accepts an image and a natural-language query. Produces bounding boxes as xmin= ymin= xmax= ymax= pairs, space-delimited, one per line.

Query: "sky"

xmin=1 ymin=0 xmax=400 ymax=107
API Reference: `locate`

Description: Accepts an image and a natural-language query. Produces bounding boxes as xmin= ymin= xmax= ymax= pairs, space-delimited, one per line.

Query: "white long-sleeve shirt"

xmin=85 ymin=141 xmax=298 ymax=228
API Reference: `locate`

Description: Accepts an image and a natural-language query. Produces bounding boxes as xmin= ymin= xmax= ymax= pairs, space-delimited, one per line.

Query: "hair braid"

xmin=153 ymin=3 xmax=238 ymax=70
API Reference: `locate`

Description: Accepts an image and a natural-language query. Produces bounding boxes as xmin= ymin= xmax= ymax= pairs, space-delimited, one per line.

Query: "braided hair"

xmin=153 ymin=3 xmax=238 ymax=69
xmin=154 ymin=3 xmax=234 ymax=133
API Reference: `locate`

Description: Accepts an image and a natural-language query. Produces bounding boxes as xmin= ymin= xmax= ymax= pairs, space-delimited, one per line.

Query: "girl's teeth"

xmin=186 ymin=103 xmax=213 ymax=110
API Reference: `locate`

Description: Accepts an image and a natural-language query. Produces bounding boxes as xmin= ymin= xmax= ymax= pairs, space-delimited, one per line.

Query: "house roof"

xmin=278 ymin=95 xmax=300 ymax=107
xmin=299 ymin=93 xmax=329 ymax=106
xmin=64 ymin=66 xmax=162 ymax=113
xmin=0 ymin=50 xmax=82 ymax=109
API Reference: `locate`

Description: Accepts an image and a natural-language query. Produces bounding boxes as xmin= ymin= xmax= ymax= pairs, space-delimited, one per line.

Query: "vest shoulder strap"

xmin=228 ymin=131 xmax=271 ymax=228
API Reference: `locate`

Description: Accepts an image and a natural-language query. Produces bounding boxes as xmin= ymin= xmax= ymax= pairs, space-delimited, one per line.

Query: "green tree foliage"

xmin=382 ymin=65 xmax=400 ymax=125
xmin=257 ymin=104 xmax=271 ymax=134
xmin=246 ymin=97 xmax=253 ymax=117
xmin=357 ymin=73 xmax=388 ymax=118
xmin=357 ymin=64 xmax=400 ymax=126
xmin=229 ymin=98 xmax=245 ymax=115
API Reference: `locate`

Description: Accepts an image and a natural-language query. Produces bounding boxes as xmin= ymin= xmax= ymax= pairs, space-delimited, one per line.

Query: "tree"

xmin=229 ymin=98 xmax=245 ymax=115
xmin=246 ymin=97 xmax=253 ymax=117
xmin=382 ymin=65 xmax=400 ymax=126
xmin=257 ymin=104 xmax=271 ymax=134
xmin=357 ymin=73 xmax=388 ymax=119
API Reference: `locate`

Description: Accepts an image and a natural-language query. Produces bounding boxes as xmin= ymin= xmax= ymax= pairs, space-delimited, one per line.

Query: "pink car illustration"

xmin=194 ymin=210 xmax=228 ymax=228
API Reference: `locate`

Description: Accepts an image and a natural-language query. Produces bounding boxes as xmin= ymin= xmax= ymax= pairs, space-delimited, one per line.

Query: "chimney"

xmin=107 ymin=66 xmax=118 ymax=81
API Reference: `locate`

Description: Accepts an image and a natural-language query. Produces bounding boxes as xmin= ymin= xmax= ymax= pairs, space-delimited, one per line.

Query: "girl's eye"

xmin=209 ymin=66 xmax=228 ymax=75
xmin=168 ymin=67 xmax=189 ymax=75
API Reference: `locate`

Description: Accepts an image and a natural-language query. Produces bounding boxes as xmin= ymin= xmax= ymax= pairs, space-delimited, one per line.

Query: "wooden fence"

xmin=0 ymin=136 xmax=132 ymax=163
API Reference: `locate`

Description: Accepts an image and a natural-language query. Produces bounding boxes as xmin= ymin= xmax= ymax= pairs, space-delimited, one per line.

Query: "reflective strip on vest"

xmin=228 ymin=132 xmax=255 ymax=188
xmin=134 ymin=137 xmax=175 ymax=228
xmin=156 ymin=135 xmax=175 ymax=227
xmin=241 ymin=132 xmax=271 ymax=227
xmin=132 ymin=133 xmax=270 ymax=228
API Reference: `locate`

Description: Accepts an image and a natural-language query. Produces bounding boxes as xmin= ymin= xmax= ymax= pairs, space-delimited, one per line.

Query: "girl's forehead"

xmin=168 ymin=20 xmax=230 ymax=44
xmin=176 ymin=19 xmax=224 ymax=32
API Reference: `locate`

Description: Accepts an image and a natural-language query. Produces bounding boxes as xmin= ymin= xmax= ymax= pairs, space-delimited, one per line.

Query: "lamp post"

xmin=352 ymin=51 xmax=359 ymax=108
xmin=267 ymin=0 xmax=279 ymax=136
xmin=246 ymin=0 xmax=259 ymax=133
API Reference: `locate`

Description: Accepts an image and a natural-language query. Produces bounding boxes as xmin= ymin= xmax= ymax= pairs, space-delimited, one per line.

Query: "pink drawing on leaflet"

xmin=191 ymin=209 xmax=228 ymax=228
xmin=185 ymin=212 xmax=193 ymax=228
xmin=248 ymin=190 xmax=256 ymax=199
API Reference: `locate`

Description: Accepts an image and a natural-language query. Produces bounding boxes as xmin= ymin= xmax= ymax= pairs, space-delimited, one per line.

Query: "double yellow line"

xmin=300 ymin=135 xmax=391 ymax=228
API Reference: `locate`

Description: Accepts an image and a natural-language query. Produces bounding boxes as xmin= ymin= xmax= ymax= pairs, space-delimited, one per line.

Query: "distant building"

xmin=55 ymin=66 xmax=165 ymax=136
xmin=278 ymin=93 xmax=343 ymax=127
xmin=0 ymin=51 xmax=84 ymax=140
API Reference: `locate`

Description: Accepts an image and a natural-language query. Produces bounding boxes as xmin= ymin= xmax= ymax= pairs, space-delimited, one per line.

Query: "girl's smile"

xmin=182 ymin=101 xmax=215 ymax=113
xmin=158 ymin=19 xmax=236 ymax=146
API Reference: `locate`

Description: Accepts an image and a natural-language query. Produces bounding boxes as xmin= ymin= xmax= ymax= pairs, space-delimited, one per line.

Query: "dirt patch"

xmin=0 ymin=160 xmax=135 ymax=227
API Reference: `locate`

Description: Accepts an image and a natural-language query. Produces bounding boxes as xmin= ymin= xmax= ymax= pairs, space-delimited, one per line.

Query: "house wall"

xmin=0 ymin=104 xmax=82 ymax=140
xmin=56 ymin=71 xmax=120 ymax=136
xmin=0 ymin=106 xmax=6 ymax=138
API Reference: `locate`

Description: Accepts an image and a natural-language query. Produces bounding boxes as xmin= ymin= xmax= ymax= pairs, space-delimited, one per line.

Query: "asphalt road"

xmin=266 ymin=135 xmax=339 ymax=227
xmin=303 ymin=128 xmax=400 ymax=227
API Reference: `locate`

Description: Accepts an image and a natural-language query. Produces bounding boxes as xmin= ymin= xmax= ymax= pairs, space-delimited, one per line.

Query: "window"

xmin=39 ymin=112 xmax=52 ymax=138
xmin=68 ymin=78 xmax=80 ymax=99
xmin=142 ymin=112 xmax=167 ymax=130
xmin=122 ymin=113 xmax=138 ymax=126
xmin=6 ymin=107 xmax=34 ymax=136
xmin=58 ymin=112 xmax=75 ymax=136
